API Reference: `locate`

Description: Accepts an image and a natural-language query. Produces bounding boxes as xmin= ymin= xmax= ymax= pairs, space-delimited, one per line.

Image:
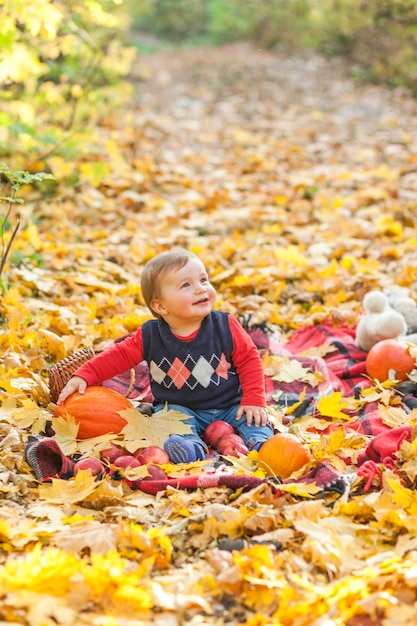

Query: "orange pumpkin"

xmin=365 ymin=338 xmax=416 ymax=383
xmin=53 ymin=386 xmax=133 ymax=439
xmin=257 ymin=433 xmax=311 ymax=478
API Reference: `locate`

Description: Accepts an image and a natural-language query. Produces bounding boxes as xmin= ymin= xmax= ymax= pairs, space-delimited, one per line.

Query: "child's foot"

xmin=164 ymin=435 xmax=206 ymax=464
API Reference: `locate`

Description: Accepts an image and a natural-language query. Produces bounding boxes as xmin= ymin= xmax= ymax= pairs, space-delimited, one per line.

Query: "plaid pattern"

xmin=32 ymin=321 xmax=417 ymax=495
xmin=101 ymin=321 xmax=417 ymax=483
xmin=282 ymin=322 xmax=369 ymax=394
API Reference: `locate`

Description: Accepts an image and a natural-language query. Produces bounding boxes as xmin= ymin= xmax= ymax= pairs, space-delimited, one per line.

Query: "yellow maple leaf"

xmin=119 ymin=405 xmax=193 ymax=452
xmin=312 ymin=427 xmax=363 ymax=467
xmin=219 ymin=450 xmax=260 ymax=475
xmin=218 ymin=506 xmax=254 ymax=539
xmin=298 ymin=343 xmax=337 ymax=358
xmin=285 ymin=388 xmax=307 ymax=416
xmin=10 ymin=403 xmax=50 ymax=434
xmin=0 ymin=397 xmax=18 ymax=422
xmin=317 ymin=391 xmax=350 ymax=419
xmin=38 ymin=471 xmax=99 ymax=504
xmin=52 ymin=418 xmax=131 ymax=458
xmin=385 ymin=476 xmax=417 ymax=516
xmin=378 ymin=404 xmax=414 ymax=429
xmin=263 ymin=354 xmax=318 ymax=387
xmin=51 ymin=415 xmax=79 ymax=456
xmin=277 ymin=481 xmax=322 ymax=497
xmin=76 ymin=433 xmax=121 ymax=457
xmin=37 ymin=328 xmax=66 ymax=361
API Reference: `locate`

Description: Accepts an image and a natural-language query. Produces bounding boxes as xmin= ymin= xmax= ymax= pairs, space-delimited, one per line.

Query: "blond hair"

xmin=141 ymin=249 xmax=199 ymax=317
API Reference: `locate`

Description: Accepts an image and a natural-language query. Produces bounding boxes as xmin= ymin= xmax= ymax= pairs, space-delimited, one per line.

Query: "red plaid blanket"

xmin=29 ymin=321 xmax=416 ymax=495
xmin=99 ymin=321 xmax=415 ymax=484
xmin=104 ymin=321 xmax=382 ymax=435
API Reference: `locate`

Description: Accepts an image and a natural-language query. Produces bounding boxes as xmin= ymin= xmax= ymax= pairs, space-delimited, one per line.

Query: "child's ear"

xmin=150 ymin=299 xmax=167 ymax=316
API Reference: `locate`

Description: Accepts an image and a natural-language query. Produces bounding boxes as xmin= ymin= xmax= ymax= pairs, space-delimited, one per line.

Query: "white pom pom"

xmin=374 ymin=311 xmax=407 ymax=340
xmin=363 ymin=291 xmax=388 ymax=313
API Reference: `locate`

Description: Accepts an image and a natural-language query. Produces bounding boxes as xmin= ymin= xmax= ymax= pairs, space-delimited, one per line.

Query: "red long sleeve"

xmin=228 ymin=315 xmax=267 ymax=407
xmin=75 ymin=315 xmax=266 ymax=408
xmin=74 ymin=328 xmax=145 ymax=385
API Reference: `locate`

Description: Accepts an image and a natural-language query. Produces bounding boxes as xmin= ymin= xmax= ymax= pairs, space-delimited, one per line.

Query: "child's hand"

xmin=57 ymin=376 xmax=88 ymax=405
xmin=236 ymin=405 xmax=269 ymax=427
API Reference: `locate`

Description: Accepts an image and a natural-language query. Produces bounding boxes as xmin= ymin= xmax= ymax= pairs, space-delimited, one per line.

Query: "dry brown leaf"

xmin=53 ymin=520 xmax=117 ymax=554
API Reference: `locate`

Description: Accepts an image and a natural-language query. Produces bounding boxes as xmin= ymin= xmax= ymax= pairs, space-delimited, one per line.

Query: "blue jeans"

xmin=154 ymin=403 xmax=274 ymax=450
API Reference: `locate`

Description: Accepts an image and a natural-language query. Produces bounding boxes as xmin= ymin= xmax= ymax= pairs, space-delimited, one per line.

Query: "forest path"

xmin=131 ymin=41 xmax=417 ymax=177
xmin=125 ymin=42 xmax=417 ymax=322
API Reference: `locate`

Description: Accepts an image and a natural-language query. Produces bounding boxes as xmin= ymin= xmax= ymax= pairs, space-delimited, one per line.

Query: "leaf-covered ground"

xmin=2 ymin=43 xmax=417 ymax=626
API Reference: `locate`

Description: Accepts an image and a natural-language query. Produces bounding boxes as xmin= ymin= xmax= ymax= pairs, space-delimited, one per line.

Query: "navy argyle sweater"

xmin=141 ymin=311 xmax=242 ymax=410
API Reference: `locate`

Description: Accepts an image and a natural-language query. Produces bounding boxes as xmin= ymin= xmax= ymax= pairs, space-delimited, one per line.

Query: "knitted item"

xmin=142 ymin=312 xmax=243 ymax=410
xmin=357 ymin=461 xmax=384 ymax=492
xmin=164 ymin=435 xmax=206 ymax=464
xmin=357 ymin=425 xmax=412 ymax=466
xmin=24 ymin=436 xmax=75 ymax=481
xmin=300 ymin=461 xmax=356 ymax=497
xmin=132 ymin=472 xmax=271 ymax=495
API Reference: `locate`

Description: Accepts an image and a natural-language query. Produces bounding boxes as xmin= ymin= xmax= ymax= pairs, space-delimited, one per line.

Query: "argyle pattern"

xmin=142 ymin=311 xmax=242 ymax=410
xmin=150 ymin=351 xmax=234 ymax=390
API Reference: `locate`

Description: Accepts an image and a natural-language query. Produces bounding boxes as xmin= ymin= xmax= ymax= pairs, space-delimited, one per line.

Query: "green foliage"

xmin=129 ymin=0 xmax=417 ymax=93
xmin=207 ymin=0 xmax=310 ymax=47
xmin=127 ymin=0 xmax=208 ymax=41
xmin=0 ymin=165 xmax=55 ymax=291
xmin=0 ymin=0 xmax=136 ymax=172
xmin=128 ymin=0 xmax=312 ymax=45
xmin=308 ymin=0 xmax=417 ymax=91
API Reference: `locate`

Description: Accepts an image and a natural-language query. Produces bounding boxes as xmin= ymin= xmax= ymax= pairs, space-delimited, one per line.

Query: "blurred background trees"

xmin=0 ymin=0 xmax=135 ymax=174
xmin=2 ymin=0 xmax=417 ymax=174
xmin=128 ymin=0 xmax=417 ymax=90
xmin=0 ymin=0 xmax=416 ymax=297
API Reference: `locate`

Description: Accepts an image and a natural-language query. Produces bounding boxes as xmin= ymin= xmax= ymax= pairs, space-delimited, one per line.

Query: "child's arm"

xmin=57 ymin=376 xmax=88 ymax=404
xmin=228 ymin=316 xmax=269 ymax=426
xmin=57 ymin=328 xmax=145 ymax=404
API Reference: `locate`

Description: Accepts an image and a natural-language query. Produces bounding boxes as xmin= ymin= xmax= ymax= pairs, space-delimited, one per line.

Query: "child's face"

xmin=151 ymin=258 xmax=216 ymax=327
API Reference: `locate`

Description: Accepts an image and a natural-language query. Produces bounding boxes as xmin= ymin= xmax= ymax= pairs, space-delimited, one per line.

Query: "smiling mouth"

xmin=194 ymin=298 xmax=209 ymax=305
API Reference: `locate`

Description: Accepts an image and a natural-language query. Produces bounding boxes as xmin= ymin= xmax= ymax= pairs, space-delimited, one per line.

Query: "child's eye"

xmin=180 ymin=282 xmax=190 ymax=289
xmin=201 ymin=277 xmax=208 ymax=283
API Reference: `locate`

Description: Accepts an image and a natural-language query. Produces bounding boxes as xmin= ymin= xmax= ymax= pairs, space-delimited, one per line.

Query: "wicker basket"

xmin=48 ymin=347 xmax=137 ymax=403
xmin=48 ymin=347 xmax=95 ymax=403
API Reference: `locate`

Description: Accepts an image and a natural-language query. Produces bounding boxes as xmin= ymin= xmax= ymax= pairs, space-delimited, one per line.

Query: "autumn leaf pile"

xmin=2 ymin=43 xmax=417 ymax=625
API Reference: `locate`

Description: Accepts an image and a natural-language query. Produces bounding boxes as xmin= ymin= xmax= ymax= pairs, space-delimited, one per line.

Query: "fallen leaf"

xmin=38 ymin=470 xmax=99 ymax=504
xmin=263 ymin=354 xmax=319 ymax=387
xmin=120 ymin=405 xmax=194 ymax=451
xmin=317 ymin=391 xmax=351 ymax=420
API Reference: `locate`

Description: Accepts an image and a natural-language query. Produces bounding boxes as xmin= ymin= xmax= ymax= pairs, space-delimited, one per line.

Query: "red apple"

xmin=220 ymin=446 xmax=241 ymax=458
xmin=203 ymin=421 xmax=235 ymax=447
xmin=113 ymin=455 xmax=142 ymax=470
xmin=217 ymin=433 xmax=249 ymax=456
xmin=136 ymin=446 xmax=169 ymax=465
xmin=100 ymin=443 xmax=128 ymax=464
xmin=128 ymin=464 xmax=169 ymax=490
xmin=144 ymin=465 xmax=168 ymax=480
xmin=74 ymin=457 xmax=105 ymax=478
xmin=112 ymin=455 xmax=143 ymax=487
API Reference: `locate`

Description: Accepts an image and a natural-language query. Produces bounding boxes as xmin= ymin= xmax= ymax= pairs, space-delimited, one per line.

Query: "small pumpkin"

xmin=366 ymin=338 xmax=416 ymax=383
xmin=257 ymin=433 xmax=311 ymax=479
xmin=53 ymin=386 xmax=133 ymax=439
